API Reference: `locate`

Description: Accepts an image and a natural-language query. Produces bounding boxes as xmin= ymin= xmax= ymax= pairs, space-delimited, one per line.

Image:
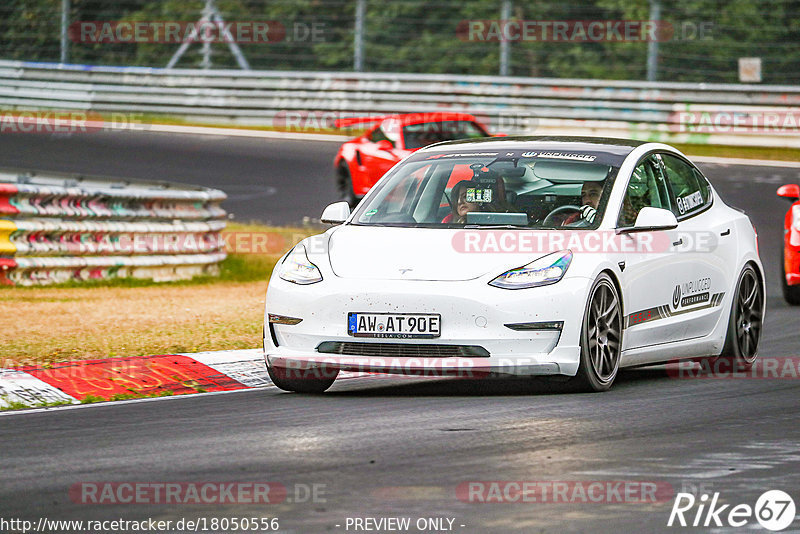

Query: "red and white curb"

xmin=0 ymin=368 xmax=78 ymax=407
xmin=0 ymin=349 xmax=384 ymax=410
xmin=0 ymin=349 xmax=269 ymax=409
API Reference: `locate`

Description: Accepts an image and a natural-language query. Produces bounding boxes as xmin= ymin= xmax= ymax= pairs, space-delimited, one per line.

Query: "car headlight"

xmin=793 ymin=205 xmax=800 ymax=232
xmin=489 ymin=250 xmax=573 ymax=289
xmin=279 ymin=244 xmax=323 ymax=285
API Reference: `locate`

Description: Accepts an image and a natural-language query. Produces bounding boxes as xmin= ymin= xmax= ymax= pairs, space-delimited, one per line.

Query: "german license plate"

xmin=347 ymin=313 xmax=441 ymax=339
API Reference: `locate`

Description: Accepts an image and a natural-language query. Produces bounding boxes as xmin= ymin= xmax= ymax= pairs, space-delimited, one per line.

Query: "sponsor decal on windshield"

xmin=521 ymin=151 xmax=597 ymax=161
xmin=425 ymin=152 xmax=498 ymax=159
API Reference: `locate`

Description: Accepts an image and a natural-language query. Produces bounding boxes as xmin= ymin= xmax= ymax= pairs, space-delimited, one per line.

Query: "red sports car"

xmin=778 ymin=183 xmax=800 ymax=304
xmin=333 ymin=112 xmax=491 ymax=206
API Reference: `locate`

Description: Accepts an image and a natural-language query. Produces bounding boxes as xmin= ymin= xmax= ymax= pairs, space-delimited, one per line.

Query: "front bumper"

xmin=264 ymin=275 xmax=590 ymax=377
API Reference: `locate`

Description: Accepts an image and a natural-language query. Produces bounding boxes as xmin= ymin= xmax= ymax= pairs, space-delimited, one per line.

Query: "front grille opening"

xmin=316 ymin=342 xmax=489 ymax=358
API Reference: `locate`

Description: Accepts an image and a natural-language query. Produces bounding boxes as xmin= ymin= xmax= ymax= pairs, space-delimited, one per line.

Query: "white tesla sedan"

xmin=264 ymin=137 xmax=764 ymax=392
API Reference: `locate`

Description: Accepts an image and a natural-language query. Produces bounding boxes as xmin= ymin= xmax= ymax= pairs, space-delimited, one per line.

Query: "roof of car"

xmin=393 ymin=112 xmax=480 ymax=126
xmin=336 ymin=112 xmax=480 ymax=129
xmin=424 ymin=135 xmax=647 ymax=154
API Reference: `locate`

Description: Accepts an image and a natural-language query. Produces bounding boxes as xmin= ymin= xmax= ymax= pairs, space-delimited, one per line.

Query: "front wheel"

xmin=572 ymin=273 xmax=623 ymax=392
xmin=336 ymin=163 xmax=358 ymax=208
xmin=720 ymin=264 xmax=764 ymax=370
xmin=267 ymin=363 xmax=338 ymax=393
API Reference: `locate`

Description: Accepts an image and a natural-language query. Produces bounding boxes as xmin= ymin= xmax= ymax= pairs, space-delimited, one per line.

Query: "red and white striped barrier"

xmin=0 ymin=169 xmax=227 ymax=285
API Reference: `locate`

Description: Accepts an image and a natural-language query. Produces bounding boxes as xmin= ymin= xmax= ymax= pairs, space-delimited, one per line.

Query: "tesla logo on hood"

xmin=672 ymin=285 xmax=682 ymax=309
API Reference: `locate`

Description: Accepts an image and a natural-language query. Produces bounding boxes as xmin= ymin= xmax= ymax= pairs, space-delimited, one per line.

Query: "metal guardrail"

xmin=0 ymin=60 xmax=798 ymax=146
xmin=0 ymin=169 xmax=227 ymax=286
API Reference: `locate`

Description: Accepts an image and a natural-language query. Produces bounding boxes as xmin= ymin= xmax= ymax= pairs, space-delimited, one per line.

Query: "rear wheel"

xmin=572 ymin=273 xmax=623 ymax=392
xmin=781 ymin=249 xmax=800 ymax=305
xmin=720 ymin=265 xmax=764 ymax=370
xmin=337 ymin=163 xmax=358 ymax=208
xmin=266 ymin=364 xmax=338 ymax=393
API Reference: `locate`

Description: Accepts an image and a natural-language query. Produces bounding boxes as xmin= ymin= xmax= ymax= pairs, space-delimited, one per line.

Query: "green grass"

xmin=1 ymin=385 xmax=194 ymax=412
xmin=81 ymin=390 xmax=175 ymax=404
xmin=0 ymin=396 xmax=74 ymax=411
xmin=675 ymin=144 xmax=800 ymax=162
xmin=117 ymin=112 xmax=358 ymax=137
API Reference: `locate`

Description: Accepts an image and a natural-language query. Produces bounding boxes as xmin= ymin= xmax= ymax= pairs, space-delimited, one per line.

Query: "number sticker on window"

xmin=466 ymin=188 xmax=492 ymax=203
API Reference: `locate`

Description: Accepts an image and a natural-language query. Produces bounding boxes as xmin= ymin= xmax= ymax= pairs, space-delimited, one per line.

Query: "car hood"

xmin=326 ymin=226 xmax=535 ymax=281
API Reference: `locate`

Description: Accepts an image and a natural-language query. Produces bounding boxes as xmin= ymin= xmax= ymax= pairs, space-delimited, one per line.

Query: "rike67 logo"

xmin=668 ymin=490 xmax=796 ymax=531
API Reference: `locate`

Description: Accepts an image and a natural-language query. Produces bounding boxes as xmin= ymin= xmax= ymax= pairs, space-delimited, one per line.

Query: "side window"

xmin=618 ymin=155 xmax=670 ymax=227
xmin=660 ymin=154 xmax=711 ymax=218
xmin=368 ymin=127 xmax=393 ymax=146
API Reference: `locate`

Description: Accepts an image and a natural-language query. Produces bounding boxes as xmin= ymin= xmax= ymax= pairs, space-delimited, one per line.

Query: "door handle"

xmin=672 ymin=238 xmax=683 ymax=246
xmin=720 ymin=228 xmax=731 ymax=236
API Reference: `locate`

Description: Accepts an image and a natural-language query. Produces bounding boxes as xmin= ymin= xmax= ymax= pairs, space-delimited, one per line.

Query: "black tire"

xmin=720 ymin=264 xmax=764 ymax=370
xmin=266 ymin=363 xmax=338 ymax=393
xmin=781 ymin=249 xmax=800 ymax=305
xmin=572 ymin=273 xmax=623 ymax=392
xmin=337 ymin=163 xmax=358 ymax=208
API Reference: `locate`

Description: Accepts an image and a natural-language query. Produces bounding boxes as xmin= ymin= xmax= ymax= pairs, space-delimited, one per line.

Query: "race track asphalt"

xmin=1 ymin=130 xmax=799 ymax=533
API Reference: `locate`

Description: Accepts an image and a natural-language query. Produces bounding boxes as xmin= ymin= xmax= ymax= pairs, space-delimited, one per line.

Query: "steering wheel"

xmin=542 ymin=205 xmax=581 ymax=227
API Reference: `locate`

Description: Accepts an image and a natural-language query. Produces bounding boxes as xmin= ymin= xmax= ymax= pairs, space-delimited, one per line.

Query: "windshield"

xmin=352 ymin=153 xmax=618 ymax=229
xmin=402 ymin=121 xmax=488 ymax=149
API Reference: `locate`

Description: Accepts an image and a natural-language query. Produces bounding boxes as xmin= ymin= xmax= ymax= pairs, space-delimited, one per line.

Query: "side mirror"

xmin=320 ymin=201 xmax=351 ymax=224
xmin=618 ymin=207 xmax=678 ymax=233
xmin=777 ymin=184 xmax=800 ymax=202
xmin=376 ymin=140 xmax=394 ymax=151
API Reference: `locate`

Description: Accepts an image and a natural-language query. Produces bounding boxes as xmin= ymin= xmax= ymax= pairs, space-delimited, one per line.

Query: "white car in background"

xmin=264 ymin=137 xmax=765 ymax=392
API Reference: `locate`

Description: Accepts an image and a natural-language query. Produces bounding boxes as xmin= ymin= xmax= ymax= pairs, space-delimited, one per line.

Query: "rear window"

xmin=368 ymin=126 xmax=393 ymax=146
xmin=402 ymin=121 xmax=487 ymax=150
